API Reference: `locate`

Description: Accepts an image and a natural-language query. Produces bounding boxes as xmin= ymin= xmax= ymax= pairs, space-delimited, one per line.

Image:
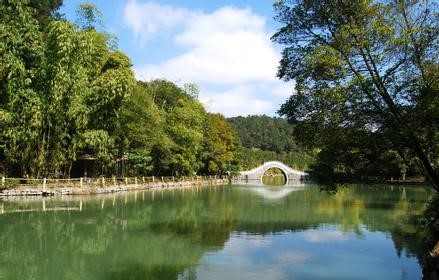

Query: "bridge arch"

xmin=237 ymin=161 xmax=308 ymax=185
xmin=260 ymin=163 xmax=290 ymax=185
xmin=262 ymin=165 xmax=288 ymax=184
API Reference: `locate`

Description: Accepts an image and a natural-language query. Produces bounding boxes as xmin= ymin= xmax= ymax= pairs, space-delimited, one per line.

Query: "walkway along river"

xmin=0 ymin=176 xmax=227 ymax=196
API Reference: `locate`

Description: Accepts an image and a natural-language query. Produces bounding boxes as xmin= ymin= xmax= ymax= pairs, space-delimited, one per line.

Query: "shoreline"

xmin=0 ymin=178 xmax=228 ymax=197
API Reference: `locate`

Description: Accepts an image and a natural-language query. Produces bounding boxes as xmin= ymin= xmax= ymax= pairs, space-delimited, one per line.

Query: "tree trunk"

xmin=412 ymin=143 xmax=439 ymax=190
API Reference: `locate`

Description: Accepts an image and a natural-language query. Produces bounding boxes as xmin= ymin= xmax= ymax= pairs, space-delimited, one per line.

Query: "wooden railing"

xmin=0 ymin=175 xmax=222 ymax=189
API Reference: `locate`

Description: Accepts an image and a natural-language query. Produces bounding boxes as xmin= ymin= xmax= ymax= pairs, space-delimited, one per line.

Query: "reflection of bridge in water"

xmin=239 ymin=185 xmax=306 ymax=200
xmin=234 ymin=161 xmax=308 ymax=185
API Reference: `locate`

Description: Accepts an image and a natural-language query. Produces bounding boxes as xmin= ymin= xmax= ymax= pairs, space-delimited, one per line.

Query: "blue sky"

xmin=61 ymin=0 xmax=294 ymax=117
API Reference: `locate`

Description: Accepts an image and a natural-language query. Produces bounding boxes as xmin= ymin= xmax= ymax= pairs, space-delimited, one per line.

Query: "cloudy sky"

xmin=61 ymin=0 xmax=294 ymax=117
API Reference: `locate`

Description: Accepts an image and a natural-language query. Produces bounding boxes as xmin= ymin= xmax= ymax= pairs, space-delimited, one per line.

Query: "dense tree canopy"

xmin=228 ymin=115 xmax=296 ymax=153
xmin=202 ymin=113 xmax=240 ymax=175
xmin=0 ymin=1 xmax=240 ymax=178
xmin=272 ymin=0 xmax=439 ymax=187
xmin=227 ymin=115 xmax=314 ymax=171
xmin=0 ymin=0 xmax=137 ymax=177
xmin=114 ymin=80 xmax=241 ymax=177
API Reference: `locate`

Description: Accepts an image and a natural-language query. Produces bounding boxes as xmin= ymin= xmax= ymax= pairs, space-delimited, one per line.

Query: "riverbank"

xmin=0 ymin=178 xmax=228 ymax=197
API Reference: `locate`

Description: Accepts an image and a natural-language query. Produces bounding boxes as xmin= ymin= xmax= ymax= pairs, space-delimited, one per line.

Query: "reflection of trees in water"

xmin=0 ymin=185 xmax=435 ymax=279
xmin=324 ymin=186 xmax=439 ymax=280
xmin=419 ymin=195 xmax=439 ymax=280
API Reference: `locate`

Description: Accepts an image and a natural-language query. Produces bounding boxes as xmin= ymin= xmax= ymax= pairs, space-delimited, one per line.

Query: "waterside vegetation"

xmin=272 ymin=0 xmax=439 ymax=189
xmin=0 ymin=1 xmax=241 ymax=179
xmin=2 ymin=0 xmax=438 ymax=190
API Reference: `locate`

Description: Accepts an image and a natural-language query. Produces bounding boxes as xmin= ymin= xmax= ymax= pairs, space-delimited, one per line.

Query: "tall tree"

xmin=272 ymin=0 xmax=439 ymax=189
xmin=0 ymin=0 xmax=45 ymax=176
xmin=29 ymin=0 xmax=63 ymax=27
xmin=142 ymin=80 xmax=206 ymax=176
xmin=0 ymin=1 xmax=135 ymax=177
xmin=115 ymin=81 xmax=166 ymax=176
xmin=40 ymin=20 xmax=134 ymax=176
xmin=202 ymin=113 xmax=240 ymax=175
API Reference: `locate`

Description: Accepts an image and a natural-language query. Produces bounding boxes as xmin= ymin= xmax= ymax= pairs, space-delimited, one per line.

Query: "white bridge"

xmin=235 ymin=161 xmax=308 ymax=185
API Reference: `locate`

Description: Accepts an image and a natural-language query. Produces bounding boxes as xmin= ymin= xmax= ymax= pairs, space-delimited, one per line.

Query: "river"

xmin=0 ymin=183 xmax=434 ymax=280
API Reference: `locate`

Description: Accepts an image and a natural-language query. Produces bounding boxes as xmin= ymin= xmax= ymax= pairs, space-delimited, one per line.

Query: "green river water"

xmin=0 ymin=183 xmax=434 ymax=280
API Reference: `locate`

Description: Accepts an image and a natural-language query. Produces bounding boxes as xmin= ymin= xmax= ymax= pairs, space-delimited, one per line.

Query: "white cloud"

xmin=188 ymin=266 xmax=288 ymax=280
xmin=302 ymin=230 xmax=348 ymax=243
xmin=200 ymin=85 xmax=275 ymax=117
xmin=123 ymin=0 xmax=193 ymax=43
xmin=133 ymin=6 xmax=279 ymax=85
xmin=174 ymin=6 xmax=265 ymax=46
xmin=272 ymin=251 xmax=313 ymax=264
xmin=123 ymin=2 xmax=292 ymax=116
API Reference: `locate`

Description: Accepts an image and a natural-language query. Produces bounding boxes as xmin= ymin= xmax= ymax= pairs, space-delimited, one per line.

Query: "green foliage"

xmin=228 ymin=115 xmax=296 ymax=152
xmin=202 ymin=113 xmax=240 ymax=175
xmin=125 ymin=149 xmax=153 ymax=176
xmin=75 ymin=2 xmax=103 ymax=30
xmin=29 ymin=0 xmax=63 ymax=27
xmin=0 ymin=1 xmax=135 ymax=177
xmin=227 ymin=115 xmax=314 ymax=171
xmin=157 ymin=81 xmax=206 ymax=175
xmin=183 ymin=82 xmax=200 ymax=99
xmin=309 ymin=129 xmax=418 ymax=183
xmin=1 ymin=1 xmax=279 ymax=178
xmin=272 ymin=0 xmax=439 ymax=187
xmin=115 ymin=80 xmax=240 ymax=177
xmin=0 ymin=0 xmax=45 ymax=175
xmin=237 ymin=147 xmax=314 ymax=172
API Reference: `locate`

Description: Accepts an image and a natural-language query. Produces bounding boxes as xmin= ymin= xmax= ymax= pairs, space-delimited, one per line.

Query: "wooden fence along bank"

xmin=0 ymin=176 xmax=227 ymax=196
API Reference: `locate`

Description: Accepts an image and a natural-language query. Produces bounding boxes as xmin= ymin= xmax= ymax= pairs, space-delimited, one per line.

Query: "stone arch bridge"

xmin=235 ymin=161 xmax=308 ymax=185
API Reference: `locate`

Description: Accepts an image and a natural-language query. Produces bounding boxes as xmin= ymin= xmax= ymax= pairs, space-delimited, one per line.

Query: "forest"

xmin=0 ymin=1 xmax=240 ymax=178
xmin=3 ymin=0 xmax=438 ymax=188
xmin=228 ymin=115 xmax=314 ymax=171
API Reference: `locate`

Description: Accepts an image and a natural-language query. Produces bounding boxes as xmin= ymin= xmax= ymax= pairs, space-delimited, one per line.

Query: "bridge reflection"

xmin=243 ymin=186 xmax=305 ymax=200
xmin=233 ymin=179 xmax=306 ymax=200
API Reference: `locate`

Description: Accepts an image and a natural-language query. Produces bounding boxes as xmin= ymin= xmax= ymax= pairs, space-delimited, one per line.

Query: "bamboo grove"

xmin=0 ymin=1 xmax=240 ymax=178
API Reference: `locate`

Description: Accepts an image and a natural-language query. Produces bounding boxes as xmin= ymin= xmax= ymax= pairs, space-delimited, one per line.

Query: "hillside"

xmin=227 ymin=115 xmax=314 ymax=171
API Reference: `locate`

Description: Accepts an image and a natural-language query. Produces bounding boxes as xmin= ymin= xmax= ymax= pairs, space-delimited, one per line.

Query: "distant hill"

xmin=227 ymin=115 xmax=297 ymax=153
xmin=227 ymin=115 xmax=314 ymax=171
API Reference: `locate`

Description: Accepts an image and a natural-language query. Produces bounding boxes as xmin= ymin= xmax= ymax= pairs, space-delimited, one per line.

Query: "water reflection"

xmin=0 ymin=184 xmax=434 ymax=280
xmin=262 ymin=174 xmax=286 ymax=186
xmin=238 ymin=185 xmax=305 ymax=200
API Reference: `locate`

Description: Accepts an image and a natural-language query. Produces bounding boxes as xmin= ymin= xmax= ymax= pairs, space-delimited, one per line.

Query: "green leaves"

xmin=80 ymin=130 xmax=113 ymax=163
xmin=0 ymin=1 xmax=137 ymax=177
xmin=1 ymin=2 xmax=242 ymax=178
xmin=202 ymin=113 xmax=239 ymax=175
xmin=272 ymin=0 xmax=439 ymax=186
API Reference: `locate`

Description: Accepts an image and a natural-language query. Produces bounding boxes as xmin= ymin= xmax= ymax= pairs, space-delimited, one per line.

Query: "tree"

xmin=228 ymin=115 xmax=297 ymax=152
xmin=164 ymin=92 xmax=205 ymax=176
xmin=0 ymin=1 xmax=135 ymax=177
xmin=115 ymin=82 xmax=166 ymax=176
xmin=183 ymin=82 xmax=200 ymax=99
xmin=140 ymin=80 xmax=206 ymax=176
xmin=202 ymin=113 xmax=240 ymax=175
xmin=29 ymin=0 xmax=63 ymax=27
xmin=75 ymin=2 xmax=103 ymax=30
xmin=0 ymin=0 xmax=45 ymax=176
xmin=1 ymin=1 xmax=243 ymax=178
xmin=272 ymin=0 xmax=439 ymax=189
xmin=40 ymin=20 xmax=134 ymax=176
